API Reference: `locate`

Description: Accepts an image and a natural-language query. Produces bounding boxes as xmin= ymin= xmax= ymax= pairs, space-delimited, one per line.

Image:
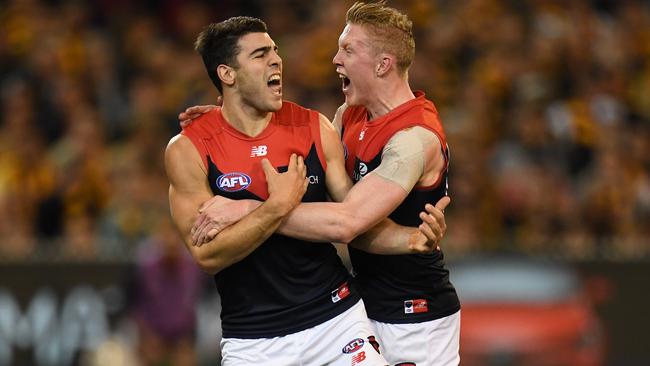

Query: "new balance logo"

xmin=351 ymin=351 xmax=366 ymax=365
xmin=250 ymin=145 xmax=268 ymax=157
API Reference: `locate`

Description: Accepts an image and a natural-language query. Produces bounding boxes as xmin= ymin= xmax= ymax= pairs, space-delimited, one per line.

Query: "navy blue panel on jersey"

xmin=207 ymin=145 xmax=359 ymax=338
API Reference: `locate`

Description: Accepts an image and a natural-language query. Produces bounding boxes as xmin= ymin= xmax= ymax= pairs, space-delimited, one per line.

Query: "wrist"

xmin=408 ymin=230 xmax=425 ymax=252
xmin=264 ymin=197 xmax=294 ymax=216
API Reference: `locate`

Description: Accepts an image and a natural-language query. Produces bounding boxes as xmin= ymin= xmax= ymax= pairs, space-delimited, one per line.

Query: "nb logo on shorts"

xmin=250 ymin=145 xmax=268 ymax=157
xmin=351 ymin=351 xmax=366 ymax=365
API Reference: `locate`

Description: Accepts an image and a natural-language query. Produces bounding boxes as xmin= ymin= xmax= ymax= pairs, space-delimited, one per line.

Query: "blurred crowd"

xmin=0 ymin=0 xmax=649 ymax=262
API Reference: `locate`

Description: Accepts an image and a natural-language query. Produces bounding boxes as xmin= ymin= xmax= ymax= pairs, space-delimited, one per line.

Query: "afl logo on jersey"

xmin=217 ymin=172 xmax=251 ymax=192
xmin=342 ymin=338 xmax=364 ymax=354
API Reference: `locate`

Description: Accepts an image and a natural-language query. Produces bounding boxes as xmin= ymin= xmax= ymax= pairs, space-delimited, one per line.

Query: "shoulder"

xmin=318 ymin=113 xmax=341 ymax=146
xmin=166 ymin=133 xmax=190 ymax=151
xmin=318 ymin=113 xmax=337 ymax=134
xmin=332 ymin=103 xmax=348 ymax=133
xmin=388 ymin=126 xmax=440 ymax=148
xmin=317 ymin=113 xmax=345 ymax=162
xmin=276 ymin=100 xmax=318 ymax=126
xmin=334 ymin=103 xmax=348 ymax=119
xmin=382 ymin=127 xmax=442 ymax=168
xmin=416 ymin=97 xmax=447 ymax=146
xmin=383 ymin=127 xmax=444 ymax=177
xmin=181 ymin=108 xmax=221 ymax=137
xmin=166 ymin=134 xmax=199 ymax=164
xmin=165 ymin=134 xmax=205 ymax=177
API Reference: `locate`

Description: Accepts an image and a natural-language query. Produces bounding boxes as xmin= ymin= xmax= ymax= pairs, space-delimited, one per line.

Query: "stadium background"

xmin=0 ymin=0 xmax=648 ymax=365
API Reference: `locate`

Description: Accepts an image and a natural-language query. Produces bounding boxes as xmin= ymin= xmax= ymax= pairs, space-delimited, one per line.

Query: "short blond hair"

xmin=346 ymin=1 xmax=415 ymax=74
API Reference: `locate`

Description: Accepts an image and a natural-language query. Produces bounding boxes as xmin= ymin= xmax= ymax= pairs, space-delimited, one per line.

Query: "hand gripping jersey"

xmin=182 ymin=101 xmax=359 ymax=338
xmin=341 ymin=91 xmax=460 ymax=323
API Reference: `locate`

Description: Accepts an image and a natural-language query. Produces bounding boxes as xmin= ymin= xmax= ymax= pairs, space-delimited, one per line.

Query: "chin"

xmin=344 ymin=93 xmax=361 ymax=107
xmin=271 ymin=98 xmax=282 ymax=112
xmin=269 ymin=99 xmax=283 ymax=111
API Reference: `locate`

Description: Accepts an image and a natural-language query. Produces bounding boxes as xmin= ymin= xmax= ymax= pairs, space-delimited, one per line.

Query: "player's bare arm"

xmin=189 ymin=195 xmax=258 ymax=246
xmin=179 ymin=106 xmax=449 ymax=253
xmin=310 ymin=112 xmax=447 ymax=253
xmin=277 ymin=120 xmax=448 ymax=247
xmin=165 ymin=134 xmax=307 ymax=274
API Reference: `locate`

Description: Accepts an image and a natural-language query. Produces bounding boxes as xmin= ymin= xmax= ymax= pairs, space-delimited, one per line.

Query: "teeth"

xmin=268 ymin=74 xmax=281 ymax=83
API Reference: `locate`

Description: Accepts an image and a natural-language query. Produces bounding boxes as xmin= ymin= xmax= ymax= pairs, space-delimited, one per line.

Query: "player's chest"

xmin=342 ymin=125 xmax=384 ymax=182
xmin=204 ymin=132 xmax=325 ymax=200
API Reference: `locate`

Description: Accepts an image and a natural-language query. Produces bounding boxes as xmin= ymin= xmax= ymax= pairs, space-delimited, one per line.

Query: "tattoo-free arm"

xmin=276 ymin=114 xmax=434 ymax=252
xmin=190 ymin=113 xmax=447 ymax=254
xmin=165 ymin=134 xmax=301 ymax=274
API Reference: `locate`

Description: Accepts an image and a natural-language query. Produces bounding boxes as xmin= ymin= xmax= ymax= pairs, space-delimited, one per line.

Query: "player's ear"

xmin=217 ymin=64 xmax=236 ymax=88
xmin=375 ymin=54 xmax=394 ymax=77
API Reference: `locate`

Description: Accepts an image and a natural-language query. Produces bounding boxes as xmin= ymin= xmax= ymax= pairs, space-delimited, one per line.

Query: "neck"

xmin=365 ymin=74 xmax=415 ymax=120
xmin=221 ymin=94 xmax=272 ymax=137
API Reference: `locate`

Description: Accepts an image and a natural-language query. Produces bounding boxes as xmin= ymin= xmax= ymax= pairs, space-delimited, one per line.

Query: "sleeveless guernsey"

xmin=182 ymin=101 xmax=360 ymax=338
xmin=341 ymin=92 xmax=460 ymax=323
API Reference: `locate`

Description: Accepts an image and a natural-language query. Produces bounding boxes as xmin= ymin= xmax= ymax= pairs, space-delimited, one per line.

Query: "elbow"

xmin=332 ymin=220 xmax=363 ymax=244
xmin=192 ymin=250 xmax=225 ymax=275
xmin=328 ymin=205 xmax=372 ymax=244
xmin=197 ymin=261 xmax=221 ymax=276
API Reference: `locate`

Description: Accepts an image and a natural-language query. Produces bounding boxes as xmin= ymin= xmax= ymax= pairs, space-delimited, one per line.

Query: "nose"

xmin=332 ymin=49 xmax=342 ymax=66
xmin=270 ymin=50 xmax=282 ymax=69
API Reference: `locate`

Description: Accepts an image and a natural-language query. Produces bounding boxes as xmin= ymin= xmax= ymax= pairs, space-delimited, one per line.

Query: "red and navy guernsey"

xmin=182 ymin=101 xmax=359 ymax=338
xmin=341 ymin=91 xmax=461 ymax=323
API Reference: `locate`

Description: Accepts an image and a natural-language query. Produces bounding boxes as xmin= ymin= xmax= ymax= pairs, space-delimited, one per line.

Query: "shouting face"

xmin=332 ymin=24 xmax=378 ymax=107
xmin=231 ymin=32 xmax=283 ymax=112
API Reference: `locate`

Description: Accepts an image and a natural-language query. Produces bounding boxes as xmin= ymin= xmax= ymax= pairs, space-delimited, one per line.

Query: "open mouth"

xmin=267 ymin=74 xmax=282 ymax=95
xmin=339 ymin=73 xmax=351 ymax=91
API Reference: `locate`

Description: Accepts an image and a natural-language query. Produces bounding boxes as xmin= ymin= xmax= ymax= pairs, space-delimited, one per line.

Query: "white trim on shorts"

xmin=370 ymin=310 xmax=460 ymax=366
xmin=221 ymin=300 xmax=388 ymax=366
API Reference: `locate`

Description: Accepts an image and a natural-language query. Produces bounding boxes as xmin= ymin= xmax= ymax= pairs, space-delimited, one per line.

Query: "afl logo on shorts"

xmin=217 ymin=172 xmax=251 ymax=192
xmin=342 ymin=338 xmax=364 ymax=354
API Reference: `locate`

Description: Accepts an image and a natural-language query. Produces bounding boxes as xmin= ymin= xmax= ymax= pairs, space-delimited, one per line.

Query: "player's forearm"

xmin=277 ymin=202 xmax=376 ymax=244
xmin=349 ymin=219 xmax=420 ymax=254
xmin=210 ymin=198 xmax=363 ymax=243
xmin=190 ymin=200 xmax=290 ymax=274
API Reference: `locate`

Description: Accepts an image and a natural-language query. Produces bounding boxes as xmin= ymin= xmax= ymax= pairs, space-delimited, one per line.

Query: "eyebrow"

xmin=353 ymin=38 xmax=371 ymax=48
xmin=249 ymin=45 xmax=278 ymax=57
xmin=340 ymin=38 xmax=368 ymax=50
